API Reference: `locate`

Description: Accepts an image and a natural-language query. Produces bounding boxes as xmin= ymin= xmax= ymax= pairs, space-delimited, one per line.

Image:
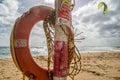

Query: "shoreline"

xmin=0 ymin=51 xmax=120 ymax=59
xmin=0 ymin=51 xmax=120 ymax=80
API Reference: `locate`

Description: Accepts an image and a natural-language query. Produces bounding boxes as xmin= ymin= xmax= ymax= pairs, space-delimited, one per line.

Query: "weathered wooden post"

xmin=54 ymin=0 xmax=72 ymax=80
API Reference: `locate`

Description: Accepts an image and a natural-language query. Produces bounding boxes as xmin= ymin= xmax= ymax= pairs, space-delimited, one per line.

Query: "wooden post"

xmin=54 ymin=0 xmax=72 ymax=80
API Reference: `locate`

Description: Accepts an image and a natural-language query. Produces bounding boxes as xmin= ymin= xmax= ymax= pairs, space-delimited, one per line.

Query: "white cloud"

xmin=78 ymin=37 xmax=120 ymax=47
xmin=18 ymin=0 xmax=54 ymax=13
xmin=2 ymin=0 xmax=19 ymax=13
xmin=0 ymin=0 xmax=20 ymax=27
xmin=0 ymin=0 xmax=120 ymax=47
xmin=0 ymin=32 xmax=10 ymax=46
xmin=45 ymin=0 xmax=54 ymax=4
xmin=72 ymin=0 xmax=120 ymax=47
xmin=0 ymin=4 xmax=9 ymax=15
xmin=29 ymin=21 xmax=46 ymax=47
xmin=18 ymin=0 xmax=44 ymax=12
xmin=73 ymin=0 xmax=120 ymax=38
xmin=0 ymin=0 xmax=20 ymax=46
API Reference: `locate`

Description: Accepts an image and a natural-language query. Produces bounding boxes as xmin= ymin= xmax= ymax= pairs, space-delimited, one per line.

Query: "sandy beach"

xmin=0 ymin=51 xmax=120 ymax=80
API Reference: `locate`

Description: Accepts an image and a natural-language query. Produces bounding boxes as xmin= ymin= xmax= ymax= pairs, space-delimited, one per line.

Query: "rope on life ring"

xmin=10 ymin=5 xmax=81 ymax=80
xmin=10 ymin=6 xmax=54 ymax=80
xmin=43 ymin=10 xmax=81 ymax=80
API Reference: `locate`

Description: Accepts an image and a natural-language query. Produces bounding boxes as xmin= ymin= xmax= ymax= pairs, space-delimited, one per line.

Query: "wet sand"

xmin=0 ymin=51 xmax=120 ymax=80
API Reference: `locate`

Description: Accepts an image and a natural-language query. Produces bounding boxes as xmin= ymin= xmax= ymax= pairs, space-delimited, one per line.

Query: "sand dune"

xmin=0 ymin=52 xmax=120 ymax=80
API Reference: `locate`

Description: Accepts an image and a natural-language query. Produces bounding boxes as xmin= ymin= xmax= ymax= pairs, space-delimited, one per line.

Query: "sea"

xmin=0 ymin=46 xmax=120 ymax=58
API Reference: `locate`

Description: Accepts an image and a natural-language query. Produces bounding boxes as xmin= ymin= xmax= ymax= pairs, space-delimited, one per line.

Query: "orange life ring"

xmin=10 ymin=6 xmax=53 ymax=80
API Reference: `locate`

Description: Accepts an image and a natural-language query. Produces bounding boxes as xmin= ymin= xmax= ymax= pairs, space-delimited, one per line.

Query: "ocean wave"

xmin=0 ymin=46 xmax=120 ymax=58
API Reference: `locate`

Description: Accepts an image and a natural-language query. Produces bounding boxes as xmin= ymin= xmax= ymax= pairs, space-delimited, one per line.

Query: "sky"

xmin=0 ymin=0 xmax=120 ymax=47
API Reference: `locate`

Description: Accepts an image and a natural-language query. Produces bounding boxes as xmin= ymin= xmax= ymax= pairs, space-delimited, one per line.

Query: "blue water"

xmin=0 ymin=47 xmax=11 ymax=58
xmin=0 ymin=46 xmax=120 ymax=58
xmin=78 ymin=46 xmax=120 ymax=53
xmin=0 ymin=47 xmax=48 ymax=58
